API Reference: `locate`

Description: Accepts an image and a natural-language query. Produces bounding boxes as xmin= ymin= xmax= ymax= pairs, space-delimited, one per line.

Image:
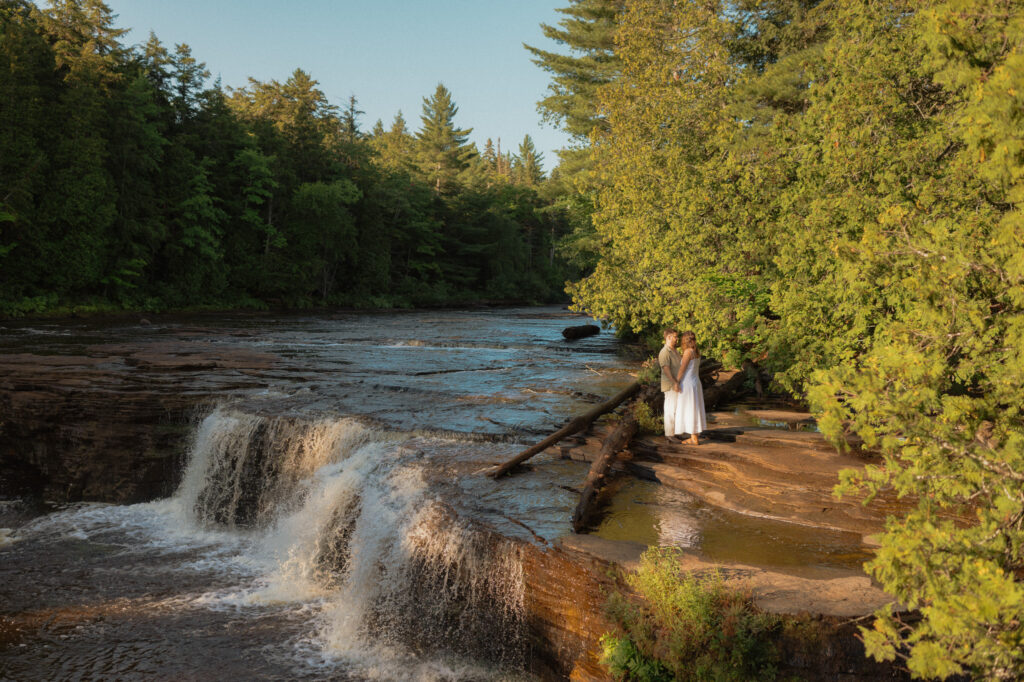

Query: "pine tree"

xmin=168 ymin=43 xmax=208 ymax=124
xmin=524 ymin=0 xmax=623 ymax=142
xmin=0 ymin=2 xmax=57 ymax=303
xmin=415 ymin=83 xmax=475 ymax=194
xmin=514 ymin=134 xmax=545 ymax=186
xmin=371 ymin=111 xmax=414 ymax=172
xmin=33 ymin=0 xmax=126 ymax=297
xmin=482 ymin=138 xmax=497 ymax=169
xmin=340 ymin=94 xmax=363 ymax=142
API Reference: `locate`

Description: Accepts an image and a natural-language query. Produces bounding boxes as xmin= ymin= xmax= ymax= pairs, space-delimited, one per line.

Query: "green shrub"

xmin=632 ymin=401 xmax=662 ymax=435
xmin=600 ymin=633 xmax=673 ymax=682
xmin=601 ymin=547 xmax=780 ymax=681
xmin=636 ymin=356 xmax=660 ymax=386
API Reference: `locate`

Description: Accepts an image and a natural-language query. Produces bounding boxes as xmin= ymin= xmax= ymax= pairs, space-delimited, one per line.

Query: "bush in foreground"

xmin=601 ymin=547 xmax=779 ymax=681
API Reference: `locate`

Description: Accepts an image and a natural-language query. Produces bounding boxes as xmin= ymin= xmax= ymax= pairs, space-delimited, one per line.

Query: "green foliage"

xmin=514 ymin=134 xmax=545 ymax=187
xmin=632 ymin=400 xmax=661 ymax=435
xmin=602 ymin=547 xmax=779 ymax=681
xmin=416 ymin=83 xmax=475 ymax=194
xmin=569 ymin=0 xmax=1024 ymax=678
xmin=600 ymin=634 xmax=673 ymax=682
xmin=635 ymin=356 xmax=660 ymax=386
xmin=524 ymin=0 xmax=622 ymax=145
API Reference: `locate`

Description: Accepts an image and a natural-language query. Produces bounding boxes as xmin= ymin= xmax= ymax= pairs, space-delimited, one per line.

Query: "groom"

xmin=658 ymin=328 xmax=682 ymax=443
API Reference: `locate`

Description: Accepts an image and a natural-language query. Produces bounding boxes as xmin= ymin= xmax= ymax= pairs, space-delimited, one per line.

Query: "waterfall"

xmin=173 ymin=407 xmax=526 ymax=678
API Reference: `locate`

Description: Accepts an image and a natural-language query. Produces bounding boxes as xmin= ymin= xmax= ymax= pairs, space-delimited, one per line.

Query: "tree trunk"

xmin=486 ymin=381 xmax=641 ymax=479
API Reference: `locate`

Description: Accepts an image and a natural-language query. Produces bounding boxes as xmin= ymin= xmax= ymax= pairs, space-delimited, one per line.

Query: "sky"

xmin=105 ymin=0 xmax=575 ymax=172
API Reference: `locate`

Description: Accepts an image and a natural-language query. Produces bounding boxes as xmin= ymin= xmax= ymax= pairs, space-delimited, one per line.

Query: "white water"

xmin=174 ymin=407 xmax=526 ymax=679
xmin=9 ymin=407 xmax=528 ymax=680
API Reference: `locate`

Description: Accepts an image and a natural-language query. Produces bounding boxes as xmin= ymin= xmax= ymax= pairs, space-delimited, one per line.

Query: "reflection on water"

xmin=593 ymin=479 xmax=872 ymax=573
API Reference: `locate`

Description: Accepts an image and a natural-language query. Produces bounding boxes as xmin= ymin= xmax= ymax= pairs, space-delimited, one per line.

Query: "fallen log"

xmin=569 ymin=382 xmax=655 ymax=532
xmin=703 ymin=369 xmax=749 ymax=411
xmin=571 ymin=420 xmax=637 ymax=532
xmin=699 ymin=359 xmax=722 ymax=388
xmin=562 ymin=324 xmax=600 ymax=340
xmin=487 ymin=381 xmax=641 ymax=478
xmin=570 ymin=389 xmax=656 ymax=532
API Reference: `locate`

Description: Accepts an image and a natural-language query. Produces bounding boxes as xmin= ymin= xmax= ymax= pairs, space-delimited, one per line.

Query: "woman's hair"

xmin=679 ymin=330 xmax=700 ymax=356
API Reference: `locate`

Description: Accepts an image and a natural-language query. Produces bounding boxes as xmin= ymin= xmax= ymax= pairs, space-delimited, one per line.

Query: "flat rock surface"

xmin=561 ymin=534 xmax=891 ymax=618
xmin=557 ymin=405 xmax=907 ymax=541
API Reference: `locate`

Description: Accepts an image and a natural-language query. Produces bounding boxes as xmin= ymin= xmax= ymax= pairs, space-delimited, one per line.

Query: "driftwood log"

xmin=562 ymin=324 xmax=600 ymax=340
xmin=570 ymin=385 xmax=657 ymax=532
xmin=486 ymin=381 xmax=641 ymax=478
xmin=703 ymin=369 xmax=749 ymax=410
xmin=571 ymin=415 xmax=638 ymax=533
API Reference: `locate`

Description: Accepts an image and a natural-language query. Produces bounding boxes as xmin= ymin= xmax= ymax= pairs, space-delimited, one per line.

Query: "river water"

xmin=0 ymin=307 xmax=867 ymax=680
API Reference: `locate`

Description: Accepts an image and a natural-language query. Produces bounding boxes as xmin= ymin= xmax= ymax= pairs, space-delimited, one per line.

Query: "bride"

xmin=674 ymin=330 xmax=707 ymax=445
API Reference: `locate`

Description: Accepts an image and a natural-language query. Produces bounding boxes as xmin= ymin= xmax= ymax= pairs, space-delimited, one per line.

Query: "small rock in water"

xmin=562 ymin=324 xmax=600 ymax=340
xmin=139 ymin=318 xmax=152 ymax=325
xmin=0 ymin=528 xmax=17 ymax=547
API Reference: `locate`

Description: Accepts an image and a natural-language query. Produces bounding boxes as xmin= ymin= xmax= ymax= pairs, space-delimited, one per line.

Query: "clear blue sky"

xmin=105 ymin=0 xmax=574 ymax=172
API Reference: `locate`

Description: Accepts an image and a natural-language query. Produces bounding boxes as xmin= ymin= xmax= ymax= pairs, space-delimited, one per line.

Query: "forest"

xmin=0 ymin=0 xmax=578 ymax=315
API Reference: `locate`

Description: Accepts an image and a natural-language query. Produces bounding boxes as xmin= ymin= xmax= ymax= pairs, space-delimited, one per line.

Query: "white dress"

xmin=674 ymin=354 xmax=707 ymax=436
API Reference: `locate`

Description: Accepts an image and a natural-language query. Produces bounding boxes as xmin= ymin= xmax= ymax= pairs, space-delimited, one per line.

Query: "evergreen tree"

xmin=0 ymin=2 xmax=57 ymax=305
xmin=415 ymin=83 xmax=475 ymax=194
xmin=33 ymin=0 xmax=125 ymax=298
xmin=482 ymin=138 xmax=497 ymax=168
xmin=340 ymin=93 xmax=363 ymax=142
xmin=514 ymin=134 xmax=545 ymax=186
xmin=104 ymin=72 xmax=167 ymax=302
xmin=371 ymin=110 xmax=413 ymax=172
xmin=524 ymin=0 xmax=622 ymax=141
xmin=168 ymin=42 xmax=208 ymax=124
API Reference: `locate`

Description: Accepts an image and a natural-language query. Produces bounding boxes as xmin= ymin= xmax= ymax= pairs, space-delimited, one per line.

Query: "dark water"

xmin=0 ymin=307 xmax=867 ymax=681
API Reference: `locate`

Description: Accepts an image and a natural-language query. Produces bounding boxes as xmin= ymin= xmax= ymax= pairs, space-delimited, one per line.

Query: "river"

xmin=0 ymin=306 xmax=868 ymax=680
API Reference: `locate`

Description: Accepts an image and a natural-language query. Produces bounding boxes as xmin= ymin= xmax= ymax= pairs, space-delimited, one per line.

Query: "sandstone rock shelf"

xmin=553 ymin=409 xmax=907 ymax=540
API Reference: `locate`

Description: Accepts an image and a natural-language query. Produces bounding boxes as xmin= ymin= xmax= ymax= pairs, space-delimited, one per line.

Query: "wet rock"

xmin=561 ymin=324 xmax=600 ymax=340
xmin=0 ymin=346 xmax=280 ymax=504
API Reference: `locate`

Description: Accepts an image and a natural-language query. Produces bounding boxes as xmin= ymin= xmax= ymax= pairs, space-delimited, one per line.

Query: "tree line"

xmin=0 ymin=0 xmax=576 ymax=315
xmin=536 ymin=0 xmax=1023 ymax=678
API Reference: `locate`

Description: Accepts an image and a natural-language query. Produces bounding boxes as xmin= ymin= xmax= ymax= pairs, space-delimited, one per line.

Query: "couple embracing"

xmin=659 ymin=328 xmax=707 ymax=445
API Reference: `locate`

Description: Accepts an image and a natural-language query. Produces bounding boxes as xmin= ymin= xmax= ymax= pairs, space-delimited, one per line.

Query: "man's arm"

xmin=661 ymin=362 xmax=676 ymax=385
xmin=658 ymin=348 xmax=675 ymax=387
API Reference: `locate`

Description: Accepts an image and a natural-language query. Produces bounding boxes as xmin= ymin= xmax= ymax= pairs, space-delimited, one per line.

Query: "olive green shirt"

xmin=658 ymin=344 xmax=681 ymax=392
